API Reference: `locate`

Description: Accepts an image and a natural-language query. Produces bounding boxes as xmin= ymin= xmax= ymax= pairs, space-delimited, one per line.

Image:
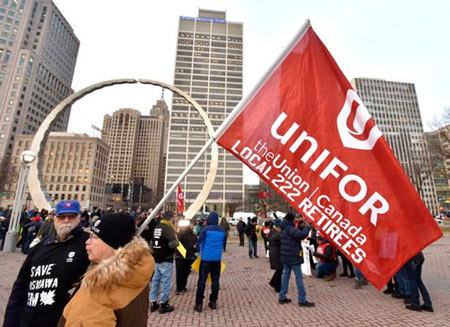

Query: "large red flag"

xmin=217 ymin=24 xmax=442 ymax=289
xmin=176 ymin=185 xmax=184 ymax=214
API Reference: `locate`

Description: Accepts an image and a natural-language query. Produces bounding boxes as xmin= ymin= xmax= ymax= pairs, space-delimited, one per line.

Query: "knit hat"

xmin=90 ymin=213 xmax=136 ymax=249
xmin=284 ymin=213 xmax=295 ymax=221
xmin=273 ymin=218 xmax=282 ymax=227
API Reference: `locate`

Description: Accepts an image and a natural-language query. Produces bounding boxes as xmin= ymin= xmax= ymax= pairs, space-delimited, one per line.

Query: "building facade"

xmin=1 ymin=132 xmax=109 ymax=210
xmin=425 ymin=127 xmax=450 ymax=212
xmin=352 ymin=78 xmax=439 ymax=214
xmin=102 ymin=99 xmax=169 ymax=208
xmin=0 ymin=0 xmax=79 ymax=160
xmin=165 ymin=9 xmax=244 ymax=216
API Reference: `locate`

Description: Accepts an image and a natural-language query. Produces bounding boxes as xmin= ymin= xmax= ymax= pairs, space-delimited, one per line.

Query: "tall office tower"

xmin=3 ymin=132 xmax=109 ymax=210
xmin=0 ymin=0 xmax=79 ymax=161
xmin=352 ymin=78 xmax=439 ymax=214
xmin=425 ymin=127 xmax=450 ymax=211
xmin=102 ymin=100 xmax=169 ymax=208
xmin=165 ymin=9 xmax=244 ymax=216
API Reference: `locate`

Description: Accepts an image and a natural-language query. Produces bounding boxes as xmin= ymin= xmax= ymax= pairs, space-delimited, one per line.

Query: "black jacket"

xmin=151 ymin=220 xmax=179 ymax=263
xmin=175 ymin=229 xmax=197 ymax=259
xmin=236 ymin=221 xmax=246 ymax=233
xmin=280 ymin=220 xmax=310 ymax=266
xmin=268 ymin=229 xmax=282 ymax=270
xmin=245 ymin=223 xmax=257 ymax=242
xmin=4 ymin=225 xmax=90 ymax=327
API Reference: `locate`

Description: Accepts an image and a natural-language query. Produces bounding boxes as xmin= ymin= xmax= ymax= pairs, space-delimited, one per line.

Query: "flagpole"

xmin=213 ymin=19 xmax=311 ymax=141
xmin=137 ymin=18 xmax=310 ymax=236
xmin=137 ymin=137 xmax=215 ymax=235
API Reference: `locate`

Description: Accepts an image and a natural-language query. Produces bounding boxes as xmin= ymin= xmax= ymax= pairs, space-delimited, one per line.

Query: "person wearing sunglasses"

xmin=4 ymin=200 xmax=90 ymax=327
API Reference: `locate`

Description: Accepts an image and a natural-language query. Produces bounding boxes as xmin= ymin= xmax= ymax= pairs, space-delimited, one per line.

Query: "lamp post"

xmin=3 ymin=150 xmax=36 ymax=252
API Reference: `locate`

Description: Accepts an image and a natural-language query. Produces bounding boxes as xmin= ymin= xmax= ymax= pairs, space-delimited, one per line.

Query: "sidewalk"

xmin=1 ymin=235 xmax=450 ymax=326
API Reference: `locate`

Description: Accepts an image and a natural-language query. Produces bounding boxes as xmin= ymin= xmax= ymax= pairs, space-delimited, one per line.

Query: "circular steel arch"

xmin=28 ymin=78 xmax=218 ymax=219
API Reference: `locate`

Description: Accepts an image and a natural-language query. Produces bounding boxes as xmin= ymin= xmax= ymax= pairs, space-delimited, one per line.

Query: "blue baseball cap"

xmin=56 ymin=200 xmax=81 ymax=215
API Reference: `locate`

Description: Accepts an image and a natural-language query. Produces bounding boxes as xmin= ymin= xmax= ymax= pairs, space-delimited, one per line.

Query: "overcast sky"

xmin=53 ymin=0 xmax=450 ymax=183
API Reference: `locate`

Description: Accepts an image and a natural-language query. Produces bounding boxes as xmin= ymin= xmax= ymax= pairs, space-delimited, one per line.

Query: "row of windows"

xmin=179 ymin=32 xmax=241 ymax=42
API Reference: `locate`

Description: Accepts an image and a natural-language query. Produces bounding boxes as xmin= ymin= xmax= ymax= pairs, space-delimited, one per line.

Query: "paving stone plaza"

xmin=1 ymin=234 xmax=449 ymax=326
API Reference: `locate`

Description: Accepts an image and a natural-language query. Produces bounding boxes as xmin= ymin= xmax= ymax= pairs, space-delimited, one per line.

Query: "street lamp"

xmin=3 ymin=150 xmax=36 ymax=252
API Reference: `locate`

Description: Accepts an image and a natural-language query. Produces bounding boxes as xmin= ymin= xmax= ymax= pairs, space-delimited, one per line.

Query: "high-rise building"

xmin=2 ymin=132 xmax=109 ymax=210
xmin=352 ymin=78 xmax=439 ymax=214
xmin=102 ymin=99 xmax=169 ymax=208
xmin=165 ymin=9 xmax=244 ymax=216
xmin=0 ymin=0 xmax=79 ymax=184
xmin=425 ymin=126 xmax=450 ymax=211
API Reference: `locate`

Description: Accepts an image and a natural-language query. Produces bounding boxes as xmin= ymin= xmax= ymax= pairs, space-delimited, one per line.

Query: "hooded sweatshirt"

xmin=196 ymin=212 xmax=225 ymax=262
xmin=58 ymin=237 xmax=155 ymax=327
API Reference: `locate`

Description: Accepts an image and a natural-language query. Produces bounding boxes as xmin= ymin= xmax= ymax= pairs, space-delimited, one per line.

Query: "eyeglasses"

xmin=56 ymin=214 xmax=78 ymax=221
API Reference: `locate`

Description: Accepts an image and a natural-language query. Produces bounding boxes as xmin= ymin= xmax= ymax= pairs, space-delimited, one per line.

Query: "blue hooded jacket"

xmin=196 ymin=211 xmax=225 ymax=262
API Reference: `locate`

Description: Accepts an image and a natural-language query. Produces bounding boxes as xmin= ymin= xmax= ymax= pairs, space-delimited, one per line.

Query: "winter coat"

xmin=219 ymin=219 xmax=230 ymax=236
xmin=314 ymin=242 xmax=337 ymax=263
xmin=58 ymin=237 xmax=155 ymax=327
xmin=4 ymin=225 xmax=90 ymax=327
xmin=245 ymin=223 xmax=257 ymax=242
xmin=280 ymin=220 xmax=311 ymax=266
xmin=175 ymin=229 xmax=197 ymax=259
xmin=236 ymin=221 xmax=246 ymax=233
xmin=150 ymin=219 xmax=179 ymax=263
xmin=140 ymin=217 xmax=160 ymax=245
xmin=197 ymin=212 xmax=225 ymax=262
xmin=268 ymin=229 xmax=282 ymax=270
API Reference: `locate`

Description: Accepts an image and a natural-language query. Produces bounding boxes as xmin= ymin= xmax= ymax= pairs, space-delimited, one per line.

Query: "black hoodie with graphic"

xmin=4 ymin=225 xmax=90 ymax=327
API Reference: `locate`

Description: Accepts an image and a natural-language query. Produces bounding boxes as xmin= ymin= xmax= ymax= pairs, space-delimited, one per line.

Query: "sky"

xmin=53 ymin=0 xmax=450 ymax=183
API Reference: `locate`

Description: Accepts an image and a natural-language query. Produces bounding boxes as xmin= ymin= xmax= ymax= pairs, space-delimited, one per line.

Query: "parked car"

xmin=228 ymin=212 xmax=256 ymax=226
xmin=434 ymin=216 xmax=443 ymax=226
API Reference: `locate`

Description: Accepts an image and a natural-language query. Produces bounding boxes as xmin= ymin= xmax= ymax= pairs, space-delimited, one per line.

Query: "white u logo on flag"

xmin=337 ymin=89 xmax=382 ymax=150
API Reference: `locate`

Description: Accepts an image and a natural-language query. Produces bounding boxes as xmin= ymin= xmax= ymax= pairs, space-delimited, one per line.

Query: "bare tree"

xmin=256 ymin=181 xmax=291 ymax=217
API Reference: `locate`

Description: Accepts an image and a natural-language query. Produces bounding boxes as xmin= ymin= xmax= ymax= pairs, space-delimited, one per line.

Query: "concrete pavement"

xmin=1 ymin=235 xmax=450 ymax=326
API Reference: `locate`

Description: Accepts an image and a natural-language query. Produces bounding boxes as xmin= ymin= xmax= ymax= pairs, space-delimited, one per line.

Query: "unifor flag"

xmin=216 ymin=23 xmax=442 ymax=289
xmin=176 ymin=185 xmax=184 ymax=214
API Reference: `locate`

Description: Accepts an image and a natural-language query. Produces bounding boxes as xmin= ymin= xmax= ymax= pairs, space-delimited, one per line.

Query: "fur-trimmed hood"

xmin=82 ymin=236 xmax=154 ymax=292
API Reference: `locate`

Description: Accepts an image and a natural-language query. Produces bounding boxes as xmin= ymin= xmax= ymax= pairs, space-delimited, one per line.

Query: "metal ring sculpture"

xmin=28 ymin=78 xmax=218 ymax=220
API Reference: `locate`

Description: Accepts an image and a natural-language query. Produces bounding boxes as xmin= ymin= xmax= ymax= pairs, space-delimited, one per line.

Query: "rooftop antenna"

xmin=161 ymin=88 xmax=165 ymax=100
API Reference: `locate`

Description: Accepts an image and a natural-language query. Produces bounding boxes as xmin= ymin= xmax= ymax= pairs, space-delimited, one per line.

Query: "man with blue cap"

xmin=3 ymin=200 xmax=90 ymax=327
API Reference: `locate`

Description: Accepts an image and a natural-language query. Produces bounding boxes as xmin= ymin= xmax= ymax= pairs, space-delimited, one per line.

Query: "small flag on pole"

xmin=176 ymin=184 xmax=184 ymax=214
xmin=258 ymin=191 xmax=272 ymax=199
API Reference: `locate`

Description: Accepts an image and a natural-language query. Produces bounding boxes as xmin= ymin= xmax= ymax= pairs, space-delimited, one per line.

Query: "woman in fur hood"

xmin=58 ymin=213 xmax=155 ymax=327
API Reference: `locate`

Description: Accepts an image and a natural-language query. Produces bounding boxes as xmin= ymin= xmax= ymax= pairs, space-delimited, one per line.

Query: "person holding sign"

xmin=194 ymin=212 xmax=225 ymax=313
xmin=175 ymin=219 xmax=197 ymax=295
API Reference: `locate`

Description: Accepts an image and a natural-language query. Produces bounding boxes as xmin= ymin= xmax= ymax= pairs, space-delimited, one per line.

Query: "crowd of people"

xmin=260 ymin=213 xmax=434 ymax=312
xmin=1 ymin=202 xmax=435 ymax=326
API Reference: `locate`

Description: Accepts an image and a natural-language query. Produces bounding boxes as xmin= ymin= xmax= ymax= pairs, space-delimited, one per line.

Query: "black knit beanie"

xmin=90 ymin=213 xmax=136 ymax=249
